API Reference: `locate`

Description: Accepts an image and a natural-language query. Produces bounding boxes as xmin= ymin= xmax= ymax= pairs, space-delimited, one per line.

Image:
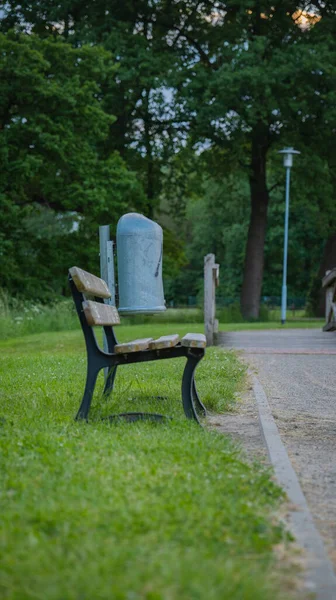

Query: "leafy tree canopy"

xmin=0 ymin=31 xmax=145 ymax=219
xmin=1 ymin=2 xmax=335 ymax=313
xmin=0 ymin=31 xmax=146 ymax=297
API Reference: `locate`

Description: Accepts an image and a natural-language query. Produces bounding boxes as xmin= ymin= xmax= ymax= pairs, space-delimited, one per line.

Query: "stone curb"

xmin=251 ymin=374 xmax=336 ymax=600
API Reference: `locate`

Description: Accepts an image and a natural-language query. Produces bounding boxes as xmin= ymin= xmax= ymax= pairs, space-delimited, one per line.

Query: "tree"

xmin=0 ymin=1 xmax=175 ymax=217
xmin=165 ymin=146 xmax=336 ymax=309
xmin=0 ymin=31 xmax=145 ymax=217
xmin=154 ymin=0 xmax=336 ymax=317
xmin=0 ymin=32 xmax=146 ymax=297
xmin=2 ymin=2 xmax=335 ymax=313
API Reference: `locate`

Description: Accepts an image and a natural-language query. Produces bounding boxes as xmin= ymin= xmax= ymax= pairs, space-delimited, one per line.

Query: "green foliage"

xmin=263 ymin=150 xmax=336 ymax=298
xmin=162 ymin=1 xmax=336 ymax=315
xmin=163 ymin=1 xmax=336 ymax=158
xmin=0 ymin=32 xmax=140 ymax=216
xmin=217 ymin=304 xmax=245 ymax=324
xmin=184 ymin=175 xmax=250 ymax=300
xmin=170 ymin=147 xmax=336 ymax=307
xmin=0 ymin=31 xmax=146 ymax=298
xmin=1 ymin=2 xmax=336 ymax=314
xmin=0 ymin=290 xmax=78 ymax=340
xmin=126 ymin=308 xmax=204 ymax=326
xmin=162 ymin=227 xmax=188 ymax=303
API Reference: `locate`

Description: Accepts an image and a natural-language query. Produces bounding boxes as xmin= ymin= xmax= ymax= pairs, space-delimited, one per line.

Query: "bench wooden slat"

xmin=322 ymin=268 xmax=336 ymax=289
xmin=83 ymin=300 xmax=120 ymax=327
xmin=181 ymin=333 xmax=206 ymax=349
xmin=149 ymin=334 xmax=180 ymax=350
xmin=114 ymin=338 xmax=154 ymax=354
xmin=70 ymin=266 xmax=111 ymax=299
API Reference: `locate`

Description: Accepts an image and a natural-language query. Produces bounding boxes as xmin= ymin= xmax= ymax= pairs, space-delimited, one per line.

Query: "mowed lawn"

xmin=0 ymin=324 xmax=293 ymax=600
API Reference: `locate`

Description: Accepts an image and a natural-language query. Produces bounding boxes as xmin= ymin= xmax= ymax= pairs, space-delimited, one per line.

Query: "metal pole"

xmin=281 ymin=166 xmax=291 ymax=325
xmin=106 ymin=240 xmax=116 ymax=306
xmin=204 ymin=254 xmax=215 ymax=346
xmin=99 ymin=225 xmax=113 ymax=380
xmin=99 ymin=225 xmax=110 ymax=292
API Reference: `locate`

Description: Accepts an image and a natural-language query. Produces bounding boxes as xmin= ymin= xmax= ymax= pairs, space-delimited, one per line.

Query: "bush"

xmin=0 ymin=289 xmax=78 ymax=340
xmin=125 ymin=308 xmax=204 ymax=325
xmin=216 ymin=304 xmax=244 ymax=323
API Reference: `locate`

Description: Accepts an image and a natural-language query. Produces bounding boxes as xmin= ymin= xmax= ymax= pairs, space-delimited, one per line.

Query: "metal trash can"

xmin=117 ymin=213 xmax=166 ymax=315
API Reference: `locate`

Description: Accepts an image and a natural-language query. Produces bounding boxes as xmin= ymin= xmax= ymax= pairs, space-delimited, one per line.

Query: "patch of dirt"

xmin=207 ymin=384 xmax=269 ymax=464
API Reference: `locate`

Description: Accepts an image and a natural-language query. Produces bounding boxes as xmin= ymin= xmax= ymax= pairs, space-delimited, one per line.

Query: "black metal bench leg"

xmin=103 ymin=366 xmax=118 ymax=398
xmin=182 ymin=354 xmax=204 ymax=423
xmin=76 ymin=367 xmax=100 ymax=421
xmin=192 ymin=376 xmax=207 ymax=416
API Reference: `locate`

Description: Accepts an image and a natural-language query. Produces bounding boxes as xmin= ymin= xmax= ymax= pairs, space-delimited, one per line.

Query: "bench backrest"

xmin=69 ymin=266 xmax=111 ymax=298
xmin=69 ymin=266 xmax=120 ymax=327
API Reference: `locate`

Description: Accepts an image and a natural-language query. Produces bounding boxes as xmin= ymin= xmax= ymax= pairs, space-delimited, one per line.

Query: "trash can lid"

xmin=117 ymin=213 xmax=162 ymax=238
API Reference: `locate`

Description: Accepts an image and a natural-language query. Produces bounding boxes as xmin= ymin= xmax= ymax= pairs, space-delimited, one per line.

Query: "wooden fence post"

xmin=204 ymin=254 xmax=219 ymax=346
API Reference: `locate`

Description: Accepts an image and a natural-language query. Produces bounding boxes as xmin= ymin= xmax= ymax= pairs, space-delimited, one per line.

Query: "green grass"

xmin=0 ymin=325 xmax=295 ymax=600
xmin=0 ymin=293 xmax=78 ymax=340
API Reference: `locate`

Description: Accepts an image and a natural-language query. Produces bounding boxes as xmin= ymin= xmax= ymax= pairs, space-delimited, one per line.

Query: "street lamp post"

xmin=278 ymin=147 xmax=300 ymax=325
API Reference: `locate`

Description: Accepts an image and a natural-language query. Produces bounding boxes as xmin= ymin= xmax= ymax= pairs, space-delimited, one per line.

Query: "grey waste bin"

xmin=117 ymin=213 xmax=166 ymax=315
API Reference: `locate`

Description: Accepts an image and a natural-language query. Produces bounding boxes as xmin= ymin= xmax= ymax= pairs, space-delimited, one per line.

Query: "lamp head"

xmin=278 ymin=147 xmax=301 ymax=168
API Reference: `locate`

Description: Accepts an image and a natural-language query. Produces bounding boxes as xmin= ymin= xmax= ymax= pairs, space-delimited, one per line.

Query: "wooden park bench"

xmin=322 ymin=268 xmax=336 ymax=331
xmin=69 ymin=267 xmax=207 ymax=424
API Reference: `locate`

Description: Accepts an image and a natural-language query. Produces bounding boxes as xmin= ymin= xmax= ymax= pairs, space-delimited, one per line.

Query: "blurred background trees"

xmin=0 ymin=1 xmax=335 ymax=315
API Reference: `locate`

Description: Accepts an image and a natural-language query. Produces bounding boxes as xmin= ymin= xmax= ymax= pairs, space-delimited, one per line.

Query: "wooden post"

xmin=204 ymin=254 xmax=220 ymax=346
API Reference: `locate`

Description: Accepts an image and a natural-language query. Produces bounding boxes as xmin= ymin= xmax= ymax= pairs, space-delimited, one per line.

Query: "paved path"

xmin=218 ymin=328 xmax=336 ymax=354
xmin=218 ymin=328 xmax=336 ymax=597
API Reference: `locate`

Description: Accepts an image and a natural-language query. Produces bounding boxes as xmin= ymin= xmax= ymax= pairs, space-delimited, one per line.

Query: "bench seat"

xmin=114 ymin=333 xmax=206 ymax=354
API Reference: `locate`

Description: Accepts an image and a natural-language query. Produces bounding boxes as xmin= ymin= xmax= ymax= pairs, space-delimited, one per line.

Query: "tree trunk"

xmin=240 ymin=128 xmax=270 ymax=319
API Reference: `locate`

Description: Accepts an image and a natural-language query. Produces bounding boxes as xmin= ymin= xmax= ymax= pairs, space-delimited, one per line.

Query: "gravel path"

xmin=218 ymin=329 xmax=336 ymax=574
xmin=218 ymin=328 xmax=336 ymax=354
xmin=248 ymin=353 xmax=336 ymax=569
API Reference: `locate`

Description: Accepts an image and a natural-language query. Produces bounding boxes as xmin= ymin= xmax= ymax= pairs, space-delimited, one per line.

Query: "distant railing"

xmin=167 ymin=296 xmax=307 ymax=310
xmin=216 ymin=296 xmax=307 ymax=309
